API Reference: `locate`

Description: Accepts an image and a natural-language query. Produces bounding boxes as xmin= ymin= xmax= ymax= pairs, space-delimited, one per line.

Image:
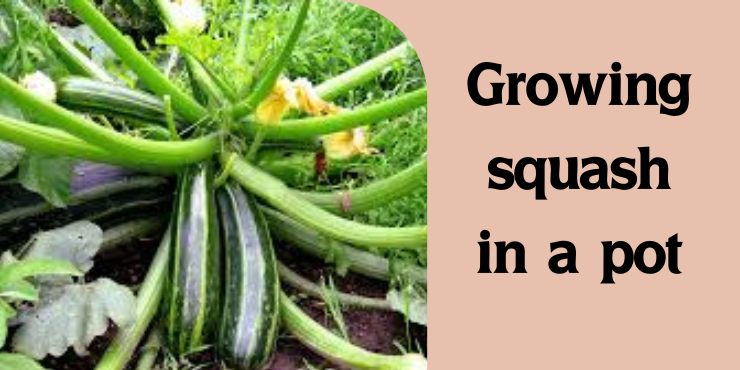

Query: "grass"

xmin=276 ymin=0 xmax=427 ymax=228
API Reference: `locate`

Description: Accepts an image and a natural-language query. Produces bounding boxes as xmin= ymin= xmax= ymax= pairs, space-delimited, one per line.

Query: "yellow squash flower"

xmin=286 ymin=78 xmax=377 ymax=159
xmin=255 ymin=77 xmax=293 ymax=125
xmin=322 ymin=127 xmax=378 ymax=160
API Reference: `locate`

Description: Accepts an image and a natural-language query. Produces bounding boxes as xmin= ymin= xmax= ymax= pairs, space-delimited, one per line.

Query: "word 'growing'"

xmin=467 ymin=62 xmax=690 ymax=115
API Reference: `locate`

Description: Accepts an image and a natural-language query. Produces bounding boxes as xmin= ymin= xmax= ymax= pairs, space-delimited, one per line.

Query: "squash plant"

xmin=0 ymin=0 xmax=427 ymax=369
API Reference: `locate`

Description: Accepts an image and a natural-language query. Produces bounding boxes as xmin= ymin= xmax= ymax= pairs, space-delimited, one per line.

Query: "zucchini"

xmin=166 ymin=163 xmax=221 ymax=355
xmin=56 ymin=77 xmax=179 ymax=127
xmin=216 ymin=182 xmax=280 ymax=370
xmin=0 ymin=162 xmax=172 ymax=250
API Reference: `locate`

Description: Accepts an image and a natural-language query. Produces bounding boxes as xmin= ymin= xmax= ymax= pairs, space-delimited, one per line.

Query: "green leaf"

xmin=22 ymin=221 xmax=103 ymax=276
xmin=0 ymin=352 xmax=46 ymax=370
xmin=13 ymin=278 xmax=136 ymax=359
xmin=387 ymin=287 xmax=427 ymax=326
xmin=0 ymin=259 xmax=80 ymax=288
xmin=0 ymin=279 xmax=38 ymax=302
xmin=18 ymin=153 xmax=74 ymax=208
xmin=0 ymin=301 xmax=15 ymax=319
xmin=0 ymin=311 xmax=7 ymax=349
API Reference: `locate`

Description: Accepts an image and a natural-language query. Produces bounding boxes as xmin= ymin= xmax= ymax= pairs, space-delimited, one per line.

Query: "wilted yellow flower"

xmin=20 ymin=71 xmax=56 ymax=102
xmin=168 ymin=0 xmax=206 ymax=34
xmin=322 ymin=127 xmax=378 ymax=160
xmin=284 ymin=78 xmax=377 ymax=159
xmin=255 ymin=78 xmax=293 ymax=125
xmin=291 ymin=78 xmax=339 ymax=116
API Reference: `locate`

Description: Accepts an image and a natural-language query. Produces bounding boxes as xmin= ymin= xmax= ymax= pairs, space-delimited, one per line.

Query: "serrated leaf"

xmin=23 ymin=221 xmax=102 ymax=276
xmin=13 ymin=278 xmax=136 ymax=359
xmin=387 ymin=287 xmax=427 ymax=326
xmin=18 ymin=153 xmax=73 ymax=208
xmin=0 ymin=352 xmax=46 ymax=370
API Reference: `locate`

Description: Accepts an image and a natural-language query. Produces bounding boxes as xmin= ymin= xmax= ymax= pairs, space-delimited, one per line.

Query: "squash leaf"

xmin=387 ymin=286 xmax=427 ymax=326
xmin=22 ymin=221 xmax=102 ymax=278
xmin=12 ymin=278 xmax=136 ymax=359
xmin=18 ymin=153 xmax=73 ymax=208
xmin=0 ymin=352 xmax=46 ymax=370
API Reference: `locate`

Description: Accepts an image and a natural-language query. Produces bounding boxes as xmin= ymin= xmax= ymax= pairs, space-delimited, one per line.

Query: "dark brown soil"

xmin=38 ymin=234 xmax=426 ymax=370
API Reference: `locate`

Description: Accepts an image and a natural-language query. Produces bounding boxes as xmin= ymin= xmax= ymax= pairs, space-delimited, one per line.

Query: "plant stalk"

xmin=277 ymin=261 xmax=391 ymax=310
xmin=95 ymin=230 xmax=171 ymax=370
xmin=235 ymin=0 xmax=254 ymax=65
xmin=281 ymin=292 xmax=427 ymax=370
xmin=316 ymin=41 xmax=414 ymax=101
xmin=0 ymin=74 xmax=218 ymax=168
xmin=264 ymin=208 xmax=427 ymax=286
xmin=225 ymin=154 xmax=426 ymax=250
xmin=231 ymin=0 xmax=311 ymax=118
xmin=297 ymin=155 xmax=427 ymax=214
xmin=243 ymin=87 xmax=427 ymax=141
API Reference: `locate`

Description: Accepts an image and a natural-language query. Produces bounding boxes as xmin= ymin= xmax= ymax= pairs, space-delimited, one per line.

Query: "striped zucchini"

xmin=56 ymin=77 xmax=178 ymax=127
xmin=216 ymin=182 xmax=280 ymax=370
xmin=166 ymin=163 xmax=221 ymax=355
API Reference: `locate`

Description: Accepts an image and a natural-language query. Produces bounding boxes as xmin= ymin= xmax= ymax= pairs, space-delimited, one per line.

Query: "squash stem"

xmin=278 ymin=261 xmax=391 ymax=310
xmin=263 ymin=208 xmax=427 ymax=286
xmin=164 ymin=95 xmax=181 ymax=140
xmin=133 ymin=329 xmax=162 ymax=370
xmin=235 ymin=0 xmax=254 ymax=65
xmin=243 ymin=87 xmax=427 ymax=141
xmin=0 ymin=113 xmax=190 ymax=171
xmin=95 ymin=230 xmax=170 ymax=370
xmin=297 ymin=155 xmax=427 ymax=214
xmin=225 ymin=153 xmax=426 ymax=250
xmin=0 ymin=74 xmax=218 ymax=167
xmin=231 ymin=0 xmax=311 ymax=118
xmin=316 ymin=41 xmax=414 ymax=101
xmin=281 ymin=292 xmax=427 ymax=370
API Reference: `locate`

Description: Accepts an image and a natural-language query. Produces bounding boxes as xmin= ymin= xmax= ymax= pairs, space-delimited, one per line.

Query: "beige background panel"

xmin=354 ymin=0 xmax=738 ymax=368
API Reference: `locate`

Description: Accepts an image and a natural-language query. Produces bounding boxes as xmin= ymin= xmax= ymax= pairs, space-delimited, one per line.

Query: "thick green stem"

xmin=244 ymin=87 xmax=427 ymax=141
xmin=231 ymin=0 xmax=311 ymax=118
xmin=316 ymin=41 xmax=414 ymax=101
xmin=67 ymin=0 xmax=207 ymax=123
xmin=298 ymin=155 xmax=427 ymax=214
xmin=100 ymin=218 xmax=168 ymax=254
xmin=0 ymin=74 xmax=218 ymax=167
xmin=0 ymin=114 xmax=171 ymax=170
xmin=277 ymin=261 xmax=391 ymax=310
xmin=281 ymin=292 xmax=427 ymax=370
xmin=134 ymin=330 xmax=162 ymax=370
xmin=95 ymin=231 xmax=170 ymax=370
xmin=225 ymin=154 xmax=426 ymax=250
xmin=235 ymin=0 xmax=254 ymax=65
xmin=52 ymin=30 xmax=115 ymax=82
xmin=264 ymin=208 xmax=427 ymax=286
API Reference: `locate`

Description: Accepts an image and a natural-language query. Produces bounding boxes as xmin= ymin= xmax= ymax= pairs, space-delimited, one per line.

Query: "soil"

xmin=39 ymin=234 xmax=426 ymax=370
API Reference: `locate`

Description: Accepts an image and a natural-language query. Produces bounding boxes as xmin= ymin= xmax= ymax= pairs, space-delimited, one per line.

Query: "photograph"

xmin=0 ymin=0 xmax=427 ymax=369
